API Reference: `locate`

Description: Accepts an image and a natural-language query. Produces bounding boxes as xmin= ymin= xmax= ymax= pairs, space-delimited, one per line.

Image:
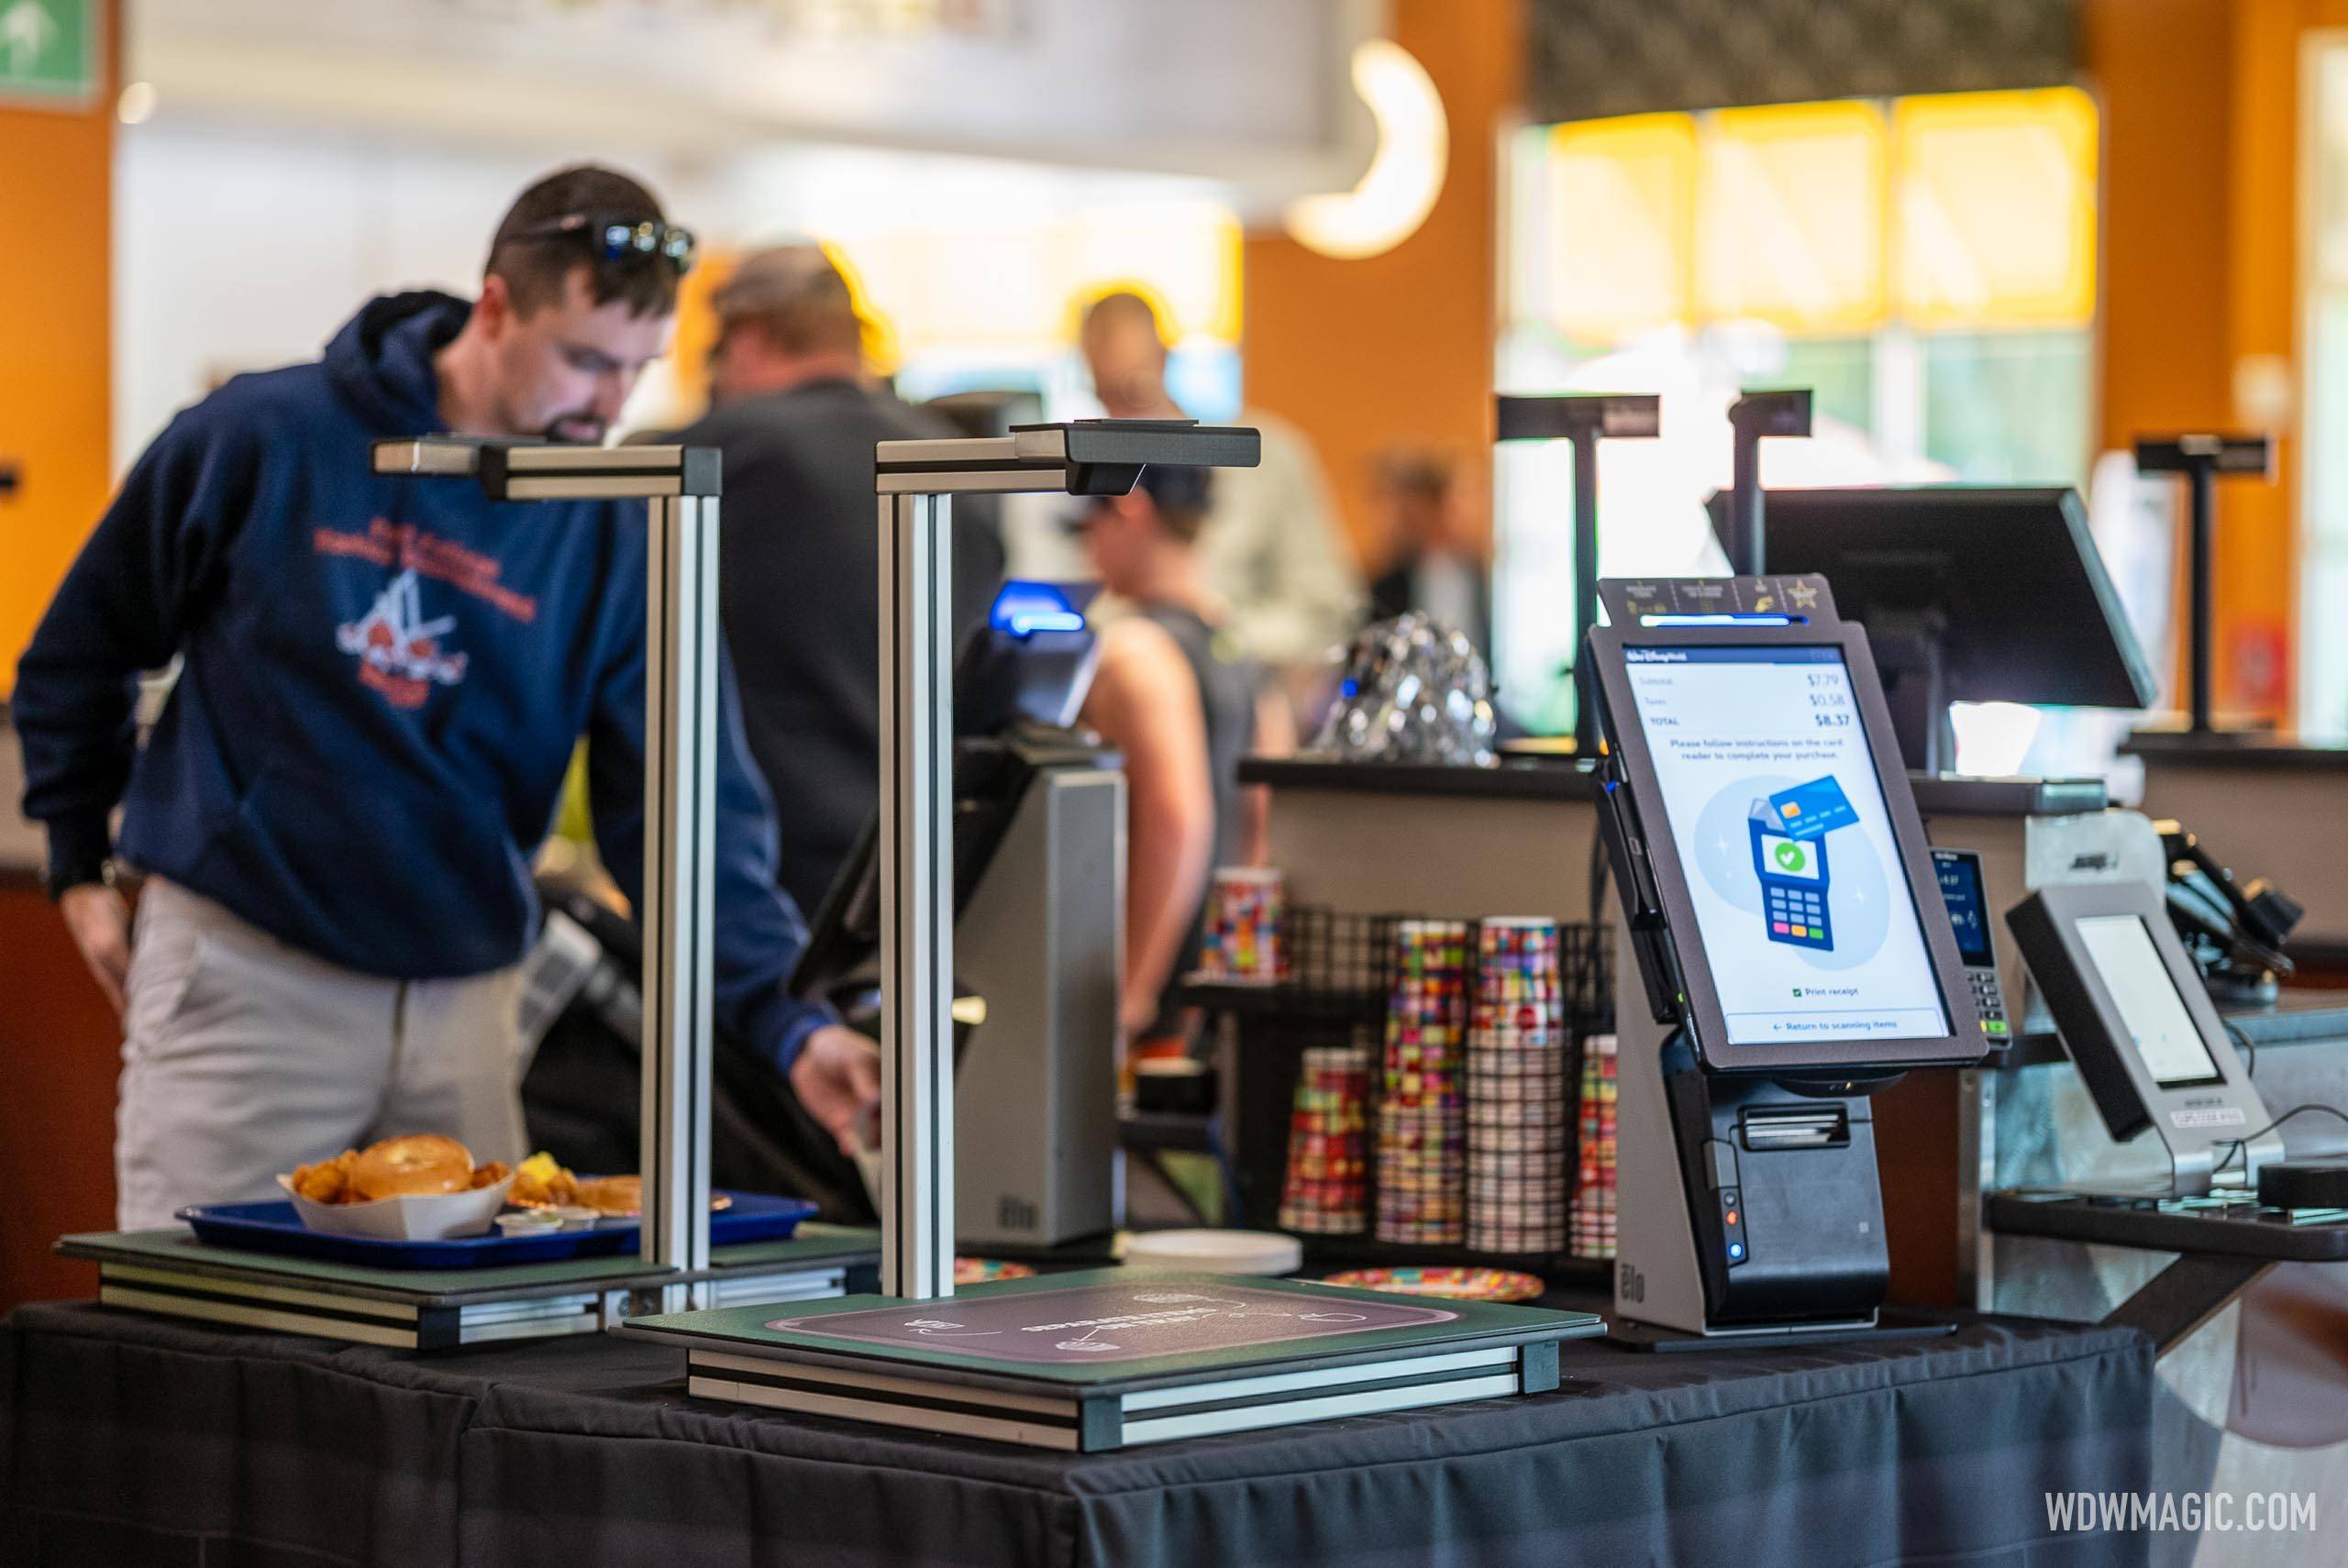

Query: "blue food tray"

xmin=175 ymin=1190 xmax=818 ymax=1270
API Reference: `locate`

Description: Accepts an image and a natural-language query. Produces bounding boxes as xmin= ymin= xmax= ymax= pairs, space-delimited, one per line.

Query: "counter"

xmin=1238 ymin=755 xmax=1604 ymax=923
xmin=1 ymin=1298 xmax=2157 ymax=1566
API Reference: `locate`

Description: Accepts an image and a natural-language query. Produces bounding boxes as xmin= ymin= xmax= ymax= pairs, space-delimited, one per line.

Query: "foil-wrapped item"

xmin=1311 ymin=614 xmax=1497 ymax=766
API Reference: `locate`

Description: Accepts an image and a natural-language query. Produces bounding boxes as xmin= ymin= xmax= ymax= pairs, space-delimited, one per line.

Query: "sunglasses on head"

xmin=509 ymin=212 xmax=698 ymax=273
xmin=1060 ymin=499 xmax=1115 ymax=537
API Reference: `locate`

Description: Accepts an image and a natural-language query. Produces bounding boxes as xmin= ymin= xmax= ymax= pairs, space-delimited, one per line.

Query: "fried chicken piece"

xmin=289 ymin=1150 xmax=359 ymax=1204
xmin=469 ymin=1161 xmax=511 ymax=1190
xmin=508 ymin=1152 xmax=579 ymax=1209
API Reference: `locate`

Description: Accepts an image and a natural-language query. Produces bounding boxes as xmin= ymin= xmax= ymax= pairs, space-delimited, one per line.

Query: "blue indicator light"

xmin=989 ymin=580 xmax=1087 ymax=640
xmin=1727 ymin=1242 xmax=1745 ymax=1261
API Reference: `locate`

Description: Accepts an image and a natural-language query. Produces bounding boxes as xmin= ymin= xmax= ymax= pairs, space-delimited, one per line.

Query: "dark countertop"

xmin=1241 ymin=756 xmax=2110 ymax=817
xmin=2125 ymin=730 xmax=2348 ymax=771
xmin=1910 ymin=774 xmax=2108 ymax=817
xmin=1238 ymin=755 xmax=1601 ymax=801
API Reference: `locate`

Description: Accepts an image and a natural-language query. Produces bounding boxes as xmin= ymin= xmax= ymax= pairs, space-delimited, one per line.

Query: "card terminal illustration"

xmin=1750 ymin=776 xmax=1857 ymax=951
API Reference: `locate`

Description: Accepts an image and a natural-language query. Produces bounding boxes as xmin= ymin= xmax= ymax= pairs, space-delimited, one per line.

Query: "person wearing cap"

xmin=15 ymin=166 xmax=882 ymax=1229
xmin=1074 ymin=466 xmax=1294 ymax=1054
xmin=1080 ymin=291 xmax=1362 ymax=689
xmin=681 ymin=245 xmax=1003 ymax=919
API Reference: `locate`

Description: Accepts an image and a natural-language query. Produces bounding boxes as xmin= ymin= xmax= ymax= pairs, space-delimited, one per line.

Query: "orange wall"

xmin=0 ymin=2 xmax=115 ymax=1309
xmin=1241 ymin=0 xmax=1520 ymax=572
xmin=2219 ymin=0 xmax=2304 ymax=719
xmin=0 ymin=2 xmax=114 ymax=697
xmin=2084 ymin=0 xmax=2348 ymax=723
xmin=2087 ymin=0 xmax=2233 ymax=445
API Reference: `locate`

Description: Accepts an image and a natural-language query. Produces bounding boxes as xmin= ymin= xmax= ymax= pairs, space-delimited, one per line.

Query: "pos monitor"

xmin=2005 ymin=879 xmax=2282 ymax=1192
xmin=1702 ymin=487 xmax=2157 ymax=773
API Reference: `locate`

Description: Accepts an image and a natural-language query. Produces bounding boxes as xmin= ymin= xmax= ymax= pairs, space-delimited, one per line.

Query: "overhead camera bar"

xmin=2133 ymin=434 xmax=2276 ymax=734
xmin=1722 ymin=391 xmax=1813 ymax=577
xmin=871 ymin=418 xmax=1259 ymax=1299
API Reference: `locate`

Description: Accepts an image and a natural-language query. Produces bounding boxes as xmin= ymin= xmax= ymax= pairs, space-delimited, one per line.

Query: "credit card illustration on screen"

xmin=1766 ymin=776 xmax=1855 ymax=842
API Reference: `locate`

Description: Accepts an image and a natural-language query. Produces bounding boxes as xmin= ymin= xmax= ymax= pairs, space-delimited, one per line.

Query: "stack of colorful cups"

xmin=1465 ymin=918 xmax=1571 ymax=1254
xmin=1375 ymin=919 xmax=1471 ymax=1245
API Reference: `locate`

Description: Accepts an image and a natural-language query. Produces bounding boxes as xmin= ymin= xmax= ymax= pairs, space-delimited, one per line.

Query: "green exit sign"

xmin=0 ymin=0 xmax=98 ymax=108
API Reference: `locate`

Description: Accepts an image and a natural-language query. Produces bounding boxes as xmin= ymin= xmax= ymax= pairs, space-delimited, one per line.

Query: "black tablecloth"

xmin=2 ymin=1300 xmax=2154 ymax=1567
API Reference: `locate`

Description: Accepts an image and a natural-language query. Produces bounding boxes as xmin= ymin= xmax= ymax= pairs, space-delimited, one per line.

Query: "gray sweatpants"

xmin=116 ymin=878 xmax=528 ymax=1230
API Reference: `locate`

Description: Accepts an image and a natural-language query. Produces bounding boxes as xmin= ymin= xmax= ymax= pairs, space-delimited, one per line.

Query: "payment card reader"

xmin=1932 ymin=848 xmax=2011 ymax=1044
xmin=1588 ymin=575 xmax=1988 ymax=1338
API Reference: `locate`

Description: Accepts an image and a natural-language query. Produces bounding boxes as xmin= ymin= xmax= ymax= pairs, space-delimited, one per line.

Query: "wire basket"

xmin=1191 ymin=906 xmax=1615 ymax=1280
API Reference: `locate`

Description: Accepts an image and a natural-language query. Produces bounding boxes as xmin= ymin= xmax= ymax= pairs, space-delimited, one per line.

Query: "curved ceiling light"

xmin=1284 ymin=38 xmax=1448 ymax=260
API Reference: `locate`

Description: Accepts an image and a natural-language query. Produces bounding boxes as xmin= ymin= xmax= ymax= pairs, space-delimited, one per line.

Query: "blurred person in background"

xmin=1079 ymin=292 xmax=1361 ymax=694
xmin=682 ymin=244 xmax=1004 ymax=918
xmin=1366 ymin=448 xmax=1491 ymax=655
xmin=1072 ymin=466 xmax=1294 ymax=1057
xmin=15 ymin=166 xmax=880 ymax=1228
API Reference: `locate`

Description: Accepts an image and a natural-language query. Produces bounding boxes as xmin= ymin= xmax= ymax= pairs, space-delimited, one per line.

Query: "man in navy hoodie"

xmin=16 ymin=165 xmax=881 ymax=1228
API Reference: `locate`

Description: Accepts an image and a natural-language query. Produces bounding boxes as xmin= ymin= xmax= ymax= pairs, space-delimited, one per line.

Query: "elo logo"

xmin=1618 ymin=1263 xmax=1645 ymax=1303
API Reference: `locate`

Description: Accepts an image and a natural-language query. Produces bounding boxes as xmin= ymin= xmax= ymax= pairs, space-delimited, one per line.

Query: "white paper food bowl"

xmin=1121 ymin=1229 xmax=1302 ymax=1276
xmin=277 ymin=1173 xmax=515 ymax=1241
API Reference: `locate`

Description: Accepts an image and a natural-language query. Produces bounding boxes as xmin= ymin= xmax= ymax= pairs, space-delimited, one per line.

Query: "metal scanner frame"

xmin=873 ymin=419 xmax=1258 ymax=1299
xmin=372 ymin=437 xmax=721 ymax=1309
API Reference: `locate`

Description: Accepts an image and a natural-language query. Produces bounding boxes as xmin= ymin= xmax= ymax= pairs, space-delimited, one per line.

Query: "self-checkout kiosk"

xmin=2007 ymin=880 xmax=2287 ymax=1194
xmin=1586 ymin=574 xmax=1992 ymax=1338
xmin=793 ymin=581 xmax=1124 ymax=1252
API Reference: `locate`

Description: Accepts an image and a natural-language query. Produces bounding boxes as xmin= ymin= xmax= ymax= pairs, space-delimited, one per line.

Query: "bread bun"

xmin=349 ymin=1134 xmax=475 ymax=1199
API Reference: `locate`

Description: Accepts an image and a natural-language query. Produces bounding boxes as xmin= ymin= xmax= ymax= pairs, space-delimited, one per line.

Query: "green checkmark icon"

xmin=1774 ymin=841 xmax=1807 ymax=873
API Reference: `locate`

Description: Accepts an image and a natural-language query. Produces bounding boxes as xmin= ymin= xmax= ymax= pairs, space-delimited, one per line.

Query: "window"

xmin=1495 ymin=89 xmax=2099 ymax=740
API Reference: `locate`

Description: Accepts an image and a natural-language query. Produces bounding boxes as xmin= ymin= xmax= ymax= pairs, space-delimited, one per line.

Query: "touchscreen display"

xmin=1625 ymin=646 xmax=1952 ymax=1046
xmin=1933 ymin=850 xmax=1994 ymax=967
xmin=2076 ymin=914 xmax=2222 ymax=1087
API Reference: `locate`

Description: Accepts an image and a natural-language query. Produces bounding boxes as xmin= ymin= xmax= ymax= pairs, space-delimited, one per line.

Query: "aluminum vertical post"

xmin=641 ymin=492 xmax=720 ymax=1306
xmin=879 ymin=491 xmax=958 ymax=1300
